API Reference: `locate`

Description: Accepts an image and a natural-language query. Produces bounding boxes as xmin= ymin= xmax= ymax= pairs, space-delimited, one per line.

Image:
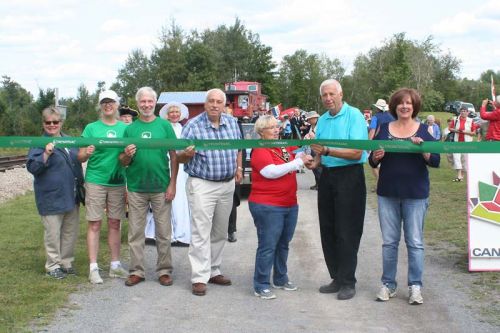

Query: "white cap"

xmin=98 ymin=90 xmax=119 ymax=104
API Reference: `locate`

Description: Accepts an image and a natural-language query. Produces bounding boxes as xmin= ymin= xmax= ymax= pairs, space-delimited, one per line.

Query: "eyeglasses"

xmin=100 ymin=101 xmax=116 ymax=106
xmin=44 ymin=120 xmax=61 ymax=125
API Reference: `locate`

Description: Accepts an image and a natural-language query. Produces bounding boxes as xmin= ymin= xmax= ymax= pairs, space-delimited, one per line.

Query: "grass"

xmin=0 ymin=193 xmax=128 ymax=332
xmin=0 ymin=148 xmax=29 ymax=157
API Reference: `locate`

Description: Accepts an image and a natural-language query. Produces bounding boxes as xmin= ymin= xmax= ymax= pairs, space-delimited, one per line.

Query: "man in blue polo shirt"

xmin=309 ymin=79 xmax=367 ymax=300
xmin=177 ymin=88 xmax=243 ymax=296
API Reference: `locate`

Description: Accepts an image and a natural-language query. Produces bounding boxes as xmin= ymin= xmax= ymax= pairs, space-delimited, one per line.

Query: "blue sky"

xmin=1 ymin=0 xmax=499 ymax=98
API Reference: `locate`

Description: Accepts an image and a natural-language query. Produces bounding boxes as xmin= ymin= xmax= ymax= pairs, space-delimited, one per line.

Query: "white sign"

xmin=467 ymin=154 xmax=500 ymax=271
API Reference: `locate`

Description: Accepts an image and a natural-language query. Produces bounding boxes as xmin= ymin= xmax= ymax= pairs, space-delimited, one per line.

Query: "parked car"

xmin=444 ymin=101 xmax=477 ymax=118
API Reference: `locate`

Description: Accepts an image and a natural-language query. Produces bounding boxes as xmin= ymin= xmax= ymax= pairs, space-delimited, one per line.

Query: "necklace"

xmin=271 ymin=147 xmax=290 ymax=163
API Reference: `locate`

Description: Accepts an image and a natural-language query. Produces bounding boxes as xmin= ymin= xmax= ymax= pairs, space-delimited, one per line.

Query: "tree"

xmin=113 ymin=49 xmax=154 ymax=103
xmin=64 ymin=85 xmax=98 ymax=134
xmin=349 ymin=33 xmax=462 ymax=111
xmin=150 ymin=21 xmax=189 ymax=92
xmin=276 ymin=50 xmax=344 ymax=111
xmin=0 ymin=76 xmax=34 ymax=135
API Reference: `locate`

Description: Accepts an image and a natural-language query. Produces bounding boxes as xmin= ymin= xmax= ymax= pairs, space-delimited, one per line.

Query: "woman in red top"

xmin=448 ymin=106 xmax=478 ymax=181
xmin=480 ymin=98 xmax=500 ymax=141
xmin=249 ymin=115 xmax=312 ymax=299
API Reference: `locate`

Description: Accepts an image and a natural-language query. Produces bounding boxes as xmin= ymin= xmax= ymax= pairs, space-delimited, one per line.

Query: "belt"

xmin=190 ymin=175 xmax=234 ymax=182
xmin=324 ymin=163 xmax=363 ymax=171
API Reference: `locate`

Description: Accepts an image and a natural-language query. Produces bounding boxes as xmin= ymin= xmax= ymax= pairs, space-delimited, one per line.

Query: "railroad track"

xmin=0 ymin=155 xmax=28 ymax=172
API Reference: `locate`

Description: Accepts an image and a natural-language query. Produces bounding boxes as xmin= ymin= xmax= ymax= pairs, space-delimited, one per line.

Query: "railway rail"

xmin=0 ymin=155 xmax=28 ymax=172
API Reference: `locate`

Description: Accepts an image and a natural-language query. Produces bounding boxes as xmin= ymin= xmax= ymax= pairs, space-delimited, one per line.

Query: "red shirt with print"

xmin=248 ymin=146 xmax=298 ymax=207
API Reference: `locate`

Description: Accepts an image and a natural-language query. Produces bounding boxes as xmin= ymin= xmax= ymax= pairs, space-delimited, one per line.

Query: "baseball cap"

xmin=98 ymin=90 xmax=119 ymax=104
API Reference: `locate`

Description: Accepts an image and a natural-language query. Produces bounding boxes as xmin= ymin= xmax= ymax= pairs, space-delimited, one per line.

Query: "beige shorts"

xmin=85 ymin=183 xmax=126 ymax=221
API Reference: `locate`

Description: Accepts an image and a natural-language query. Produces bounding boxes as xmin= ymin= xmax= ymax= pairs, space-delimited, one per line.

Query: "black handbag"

xmin=75 ymin=179 xmax=86 ymax=205
xmin=445 ymin=132 xmax=455 ymax=142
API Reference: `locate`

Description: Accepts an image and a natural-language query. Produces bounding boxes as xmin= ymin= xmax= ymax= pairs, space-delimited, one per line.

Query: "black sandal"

xmin=452 ymin=178 xmax=463 ymax=182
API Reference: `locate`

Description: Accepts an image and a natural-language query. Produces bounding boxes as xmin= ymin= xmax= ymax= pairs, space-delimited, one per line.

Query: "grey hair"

xmin=426 ymin=115 xmax=435 ymax=121
xmin=135 ymin=87 xmax=157 ymax=102
xmin=319 ymin=79 xmax=342 ymax=95
xmin=254 ymin=115 xmax=276 ymax=137
xmin=42 ymin=106 xmax=62 ymax=122
xmin=206 ymin=88 xmax=226 ymax=105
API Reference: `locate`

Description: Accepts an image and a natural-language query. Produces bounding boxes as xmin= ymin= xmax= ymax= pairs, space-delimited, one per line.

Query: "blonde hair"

xmin=42 ymin=106 xmax=62 ymax=122
xmin=254 ymin=115 xmax=276 ymax=137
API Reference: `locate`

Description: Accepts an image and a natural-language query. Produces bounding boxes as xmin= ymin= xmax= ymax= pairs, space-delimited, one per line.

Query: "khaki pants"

xmin=187 ymin=177 xmax=234 ymax=283
xmin=127 ymin=192 xmax=172 ymax=278
xmin=41 ymin=207 xmax=80 ymax=272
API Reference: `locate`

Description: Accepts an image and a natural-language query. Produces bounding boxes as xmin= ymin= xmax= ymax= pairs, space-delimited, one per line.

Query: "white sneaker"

xmin=273 ymin=281 xmax=298 ymax=291
xmin=254 ymin=289 xmax=277 ymax=300
xmin=109 ymin=264 xmax=128 ymax=279
xmin=376 ymin=285 xmax=396 ymax=301
xmin=89 ymin=268 xmax=103 ymax=284
xmin=408 ymin=285 xmax=423 ymax=305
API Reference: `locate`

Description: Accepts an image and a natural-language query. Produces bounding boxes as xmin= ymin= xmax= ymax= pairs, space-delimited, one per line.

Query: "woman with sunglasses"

xmin=249 ymin=115 xmax=313 ymax=300
xmin=27 ymin=107 xmax=84 ymax=279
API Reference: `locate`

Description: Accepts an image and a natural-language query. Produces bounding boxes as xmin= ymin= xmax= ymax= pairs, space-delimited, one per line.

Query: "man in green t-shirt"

xmin=119 ymin=87 xmax=178 ymax=287
xmin=78 ymin=90 xmax=129 ymax=284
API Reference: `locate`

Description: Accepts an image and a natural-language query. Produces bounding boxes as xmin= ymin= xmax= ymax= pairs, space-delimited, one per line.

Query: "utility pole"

xmin=55 ymin=88 xmax=68 ymax=119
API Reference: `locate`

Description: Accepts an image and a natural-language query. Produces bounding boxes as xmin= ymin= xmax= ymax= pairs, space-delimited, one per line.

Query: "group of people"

xmin=254 ymin=80 xmax=440 ymax=304
xmin=41 ymin=77 xmax=500 ymax=305
xmin=27 ymin=87 xmax=243 ymax=296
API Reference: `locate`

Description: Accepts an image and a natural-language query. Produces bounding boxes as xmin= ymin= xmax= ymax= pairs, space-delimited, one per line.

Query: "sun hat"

xmin=159 ymin=102 xmax=189 ymax=121
xmin=305 ymin=111 xmax=319 ymax=120
xmin=373 ymin=99 xmax=389 ymax=112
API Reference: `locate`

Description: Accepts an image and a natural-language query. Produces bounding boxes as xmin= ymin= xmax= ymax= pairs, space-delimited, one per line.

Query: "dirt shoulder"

xmin=41 ymin=172 xmax=499 ymax=333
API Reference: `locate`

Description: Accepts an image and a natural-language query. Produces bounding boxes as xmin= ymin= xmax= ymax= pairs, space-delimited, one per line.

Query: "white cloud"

xmin=37 ymin=62 xmax=115 ymax=80
xmin=432 ymin=0 xmax=500 ymax=36
xmin=109 ymin=0 xmax=139 ymax=7
xmin=100 ymin=19 xmax=128 ymax=33
xmin=432 ymin=13 xmax=477 ymax=35
xmin=95 ymin=34 xmax=155 ymax=53
xmin=0 ymin=12 xmax=73 ymax=29
xmin=54 ymin=40 xmax=83 ymax=58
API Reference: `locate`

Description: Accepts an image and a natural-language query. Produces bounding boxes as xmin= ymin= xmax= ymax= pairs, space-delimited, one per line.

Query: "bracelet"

xmin=323 ymin=147 xmax=330 ymax=156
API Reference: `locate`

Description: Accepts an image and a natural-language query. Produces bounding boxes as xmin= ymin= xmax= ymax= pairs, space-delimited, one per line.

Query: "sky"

xmin=1 ymin=0 xmax=500 ymax=99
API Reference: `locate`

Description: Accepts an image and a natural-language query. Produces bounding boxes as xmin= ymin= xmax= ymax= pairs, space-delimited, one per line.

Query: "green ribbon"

xmin=0 ymin=136 xmax=499 ymax=153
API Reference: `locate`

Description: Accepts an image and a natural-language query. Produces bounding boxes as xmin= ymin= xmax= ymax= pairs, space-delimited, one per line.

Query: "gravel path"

xmin=0 ymin=167 xmax=33 ymax=204
xmin=36 ymin=172 xmax=498 ymax=333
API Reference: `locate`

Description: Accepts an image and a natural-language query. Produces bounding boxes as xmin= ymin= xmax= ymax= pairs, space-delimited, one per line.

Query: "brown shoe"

xmin=192 ymin=282 xmax=206 ymax=296
xmin=208 ymin=274 xmax=232 ymax=286
xmin=125 ymin=274 xmax=145 ymax=287
xmin=159 ymin=274 xmax=173 ymax=286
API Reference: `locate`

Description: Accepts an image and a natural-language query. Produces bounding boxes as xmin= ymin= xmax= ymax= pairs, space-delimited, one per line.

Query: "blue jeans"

xmin=377 ymin=196 xmax=428 ymax=289
xmin=249 ymin=202 xmax=298 ymax=292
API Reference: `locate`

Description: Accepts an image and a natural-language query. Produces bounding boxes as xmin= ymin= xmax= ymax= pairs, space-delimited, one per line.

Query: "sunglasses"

xmin=44 ymin=120 xmax=61 ymax=125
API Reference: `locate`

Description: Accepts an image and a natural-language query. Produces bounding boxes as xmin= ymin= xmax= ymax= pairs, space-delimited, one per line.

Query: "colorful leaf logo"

xmin=470 ymin=172 xmax=500 ymax=226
